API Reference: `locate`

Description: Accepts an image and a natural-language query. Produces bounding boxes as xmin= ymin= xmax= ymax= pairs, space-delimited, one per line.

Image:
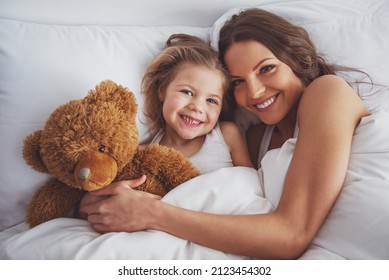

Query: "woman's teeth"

xmin=256 ymin=96 xmax=276 ymax=109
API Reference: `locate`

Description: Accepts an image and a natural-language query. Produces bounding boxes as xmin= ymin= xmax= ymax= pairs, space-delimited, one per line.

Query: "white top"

xmin=257 ymin=124 xmax=299 ymax=168
xmin=150 ymin=124 xmax=233 ymax=174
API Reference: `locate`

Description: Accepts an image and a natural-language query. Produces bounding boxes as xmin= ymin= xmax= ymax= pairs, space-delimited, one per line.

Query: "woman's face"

xmin=224 ymin=40 xmax=304 ymax=125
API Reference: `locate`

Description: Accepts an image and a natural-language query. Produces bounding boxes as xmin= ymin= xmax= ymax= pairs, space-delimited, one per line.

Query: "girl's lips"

xmin=180 ymin=114 xmax=204 ymax=126
xmin=254 ymin=93 xmax=279 ymax=110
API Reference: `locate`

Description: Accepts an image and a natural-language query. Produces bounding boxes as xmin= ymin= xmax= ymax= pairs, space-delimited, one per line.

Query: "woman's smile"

xmin=254 ymin=93 xmax=279 ymax=110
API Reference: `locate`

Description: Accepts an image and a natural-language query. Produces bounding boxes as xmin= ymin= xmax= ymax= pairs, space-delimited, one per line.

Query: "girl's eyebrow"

xmin=209 ymin=93 xmax=223 ymax=100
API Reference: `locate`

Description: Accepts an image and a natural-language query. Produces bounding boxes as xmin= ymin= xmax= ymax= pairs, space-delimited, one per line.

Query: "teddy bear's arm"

xmin=25 ymin=179 xmax=85 ymax=228
xmin=134 ymin=145 xmax=200 ymax=192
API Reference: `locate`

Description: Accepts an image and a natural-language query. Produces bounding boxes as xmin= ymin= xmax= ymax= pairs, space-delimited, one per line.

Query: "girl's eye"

xmin=207 ymin=98 xmax=219 ymax=105
xmin=260 ymin=65 xmax=275 ymax=74
xmin=181 ymin=90 xmax=193 ymax=96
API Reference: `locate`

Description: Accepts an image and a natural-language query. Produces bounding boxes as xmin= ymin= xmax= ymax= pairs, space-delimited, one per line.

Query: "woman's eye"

xmin=260 ymin=65 xmax=275 ymax=74
xmin=231 ymin=79 xmax=243 ymax=87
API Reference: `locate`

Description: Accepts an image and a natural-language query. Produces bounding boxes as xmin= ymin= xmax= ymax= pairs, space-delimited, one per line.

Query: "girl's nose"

xmin=247 ymin=77 xmax=266 ymax=99
xmin=188 ymin=99 xmax=204 ymax=113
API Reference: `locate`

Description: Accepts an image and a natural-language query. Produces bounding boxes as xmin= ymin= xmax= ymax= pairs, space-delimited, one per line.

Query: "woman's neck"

xmin=271 ymin=101 xmax=299 ymax=149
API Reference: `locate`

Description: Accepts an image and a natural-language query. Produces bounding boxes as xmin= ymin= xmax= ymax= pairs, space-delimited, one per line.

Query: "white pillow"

xmin=0 ymin=18 xmax=208 ymax=231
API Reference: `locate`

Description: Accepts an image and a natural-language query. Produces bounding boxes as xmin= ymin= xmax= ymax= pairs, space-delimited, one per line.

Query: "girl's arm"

xmin=219 ymin=121 xmax=254 ymax=167
xmin=82 ymin=75 xmax=368 ymax=259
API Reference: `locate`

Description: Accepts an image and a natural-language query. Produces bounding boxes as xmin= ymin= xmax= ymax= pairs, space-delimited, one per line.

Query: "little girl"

xmin=141 ymin=33 xmax=253 ymax=173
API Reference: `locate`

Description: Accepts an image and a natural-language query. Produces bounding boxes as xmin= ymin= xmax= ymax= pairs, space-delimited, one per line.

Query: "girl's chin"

xmin=180 ymin=134 xmax=199 ymax=140
xmin=178 ymin=130 xmax=207 ymax=141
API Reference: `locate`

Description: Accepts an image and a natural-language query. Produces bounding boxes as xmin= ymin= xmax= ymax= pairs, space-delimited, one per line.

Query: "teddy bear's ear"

xmin=23 ymin=130 xmax=49 ymax=173
xmin=86 ymin=80 xmax=138 ymax=120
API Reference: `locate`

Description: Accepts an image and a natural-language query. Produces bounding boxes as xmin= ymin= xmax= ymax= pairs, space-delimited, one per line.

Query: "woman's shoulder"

xmin=300 ymin=75 xmax=364 ymax=111
xmin=305 ymin=75 xmax=351 ymax=96
xmin=298 ymin=74 xmax=369 ymax=127
xmin=310 ymin=74 xmax=344 ymax=84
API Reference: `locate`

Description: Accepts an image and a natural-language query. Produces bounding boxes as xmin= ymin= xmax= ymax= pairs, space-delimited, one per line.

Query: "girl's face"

xmin=224 ymin=40 xmax=304 ymax=125
xmin=160 ymin=63 xmax=225 ymax=140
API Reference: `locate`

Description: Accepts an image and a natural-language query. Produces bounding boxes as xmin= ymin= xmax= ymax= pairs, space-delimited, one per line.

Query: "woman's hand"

xmin=79 ymin=175 xmax=162 ymax=233
xmin=77 ymin=191 xmax=108 ymax=220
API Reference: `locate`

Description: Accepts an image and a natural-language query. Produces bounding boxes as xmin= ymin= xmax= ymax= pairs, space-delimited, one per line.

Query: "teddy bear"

xmin=23 ymin=80 xmax=200 ymax=228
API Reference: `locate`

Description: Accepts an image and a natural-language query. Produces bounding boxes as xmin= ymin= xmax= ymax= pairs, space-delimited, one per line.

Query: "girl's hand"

xmin=79 ymin=175 xmax=162 ymax=233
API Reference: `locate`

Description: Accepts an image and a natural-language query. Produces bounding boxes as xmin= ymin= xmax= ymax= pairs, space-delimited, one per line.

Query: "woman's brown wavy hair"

xmin=218 ymin=8 xmax=363 ymax=87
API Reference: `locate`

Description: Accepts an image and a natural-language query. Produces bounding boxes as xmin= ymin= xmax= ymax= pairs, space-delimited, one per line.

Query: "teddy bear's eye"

xmin=98 ymin=146 xmax=106 ymax=153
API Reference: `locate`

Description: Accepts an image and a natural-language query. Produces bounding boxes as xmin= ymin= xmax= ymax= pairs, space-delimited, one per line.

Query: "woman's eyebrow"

xmin=252 ymin=58 xmax=274 ymax=71
xmin=229 ymin=57 xmax=274 ymax=79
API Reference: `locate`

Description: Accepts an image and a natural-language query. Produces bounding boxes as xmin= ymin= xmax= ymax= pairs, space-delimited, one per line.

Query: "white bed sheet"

xmin=1 ymin=111 xmax=388 ymax=260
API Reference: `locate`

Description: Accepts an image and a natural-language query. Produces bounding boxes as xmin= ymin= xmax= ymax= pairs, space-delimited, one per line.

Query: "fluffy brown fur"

xmin=23 ymin=80 xmax=200 ymax=228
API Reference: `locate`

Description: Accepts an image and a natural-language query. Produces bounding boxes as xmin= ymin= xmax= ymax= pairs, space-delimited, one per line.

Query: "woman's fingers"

xmin=80 ymin=177 xmax=162 ymax=219
xmin=79 ymin=175 xmax=163 ymax=233
xmin=124 ymin=174 xmax=148 ymax=189
xmin=80 ymin=197 xmax=109 ymax=216
xmin=90 ymin=175 xmax=148 ymax=196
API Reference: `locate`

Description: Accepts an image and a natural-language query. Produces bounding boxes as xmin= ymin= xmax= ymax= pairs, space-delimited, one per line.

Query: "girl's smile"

xmin=180 ymin=114 xmax=204 ymax=127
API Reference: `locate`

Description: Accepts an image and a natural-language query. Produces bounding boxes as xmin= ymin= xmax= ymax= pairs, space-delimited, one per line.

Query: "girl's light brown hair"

xmin=142 ymin=33 xmax=232 ymax=136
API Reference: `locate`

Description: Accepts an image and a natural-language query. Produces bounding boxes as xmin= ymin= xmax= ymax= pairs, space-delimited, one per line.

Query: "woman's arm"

xmin=274 ymin=75 xmax=369 ymax=252
xmin=154 ymin=75 xmax=368 ymax=258
xmin=81 ymin=75 xmax=368 ymax=259
xmin=219 ymin=121 xmax=254 ymax=167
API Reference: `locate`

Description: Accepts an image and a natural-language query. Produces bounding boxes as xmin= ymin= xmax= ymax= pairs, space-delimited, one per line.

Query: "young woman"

xmin=80 ymin=9 xmax=372 ymax=259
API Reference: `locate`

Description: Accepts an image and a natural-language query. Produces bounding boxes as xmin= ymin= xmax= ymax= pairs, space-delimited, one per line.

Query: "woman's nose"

xmin=247 ymin=78 xmax=266 ymax=99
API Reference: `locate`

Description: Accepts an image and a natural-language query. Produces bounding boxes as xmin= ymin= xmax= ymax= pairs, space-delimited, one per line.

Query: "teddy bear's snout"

xmin=78 ymin=168 xmax=91 ymax=180
xmin=73 ymin=151 xmax=118 ymax=191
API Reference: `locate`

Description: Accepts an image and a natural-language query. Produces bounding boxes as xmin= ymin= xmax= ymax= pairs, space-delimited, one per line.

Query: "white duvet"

xmin=1 ymin=111 xmax=389 ymax=260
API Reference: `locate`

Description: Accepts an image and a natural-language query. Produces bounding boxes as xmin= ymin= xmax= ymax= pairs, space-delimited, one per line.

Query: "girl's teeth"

xmin=182 ymin=115 xmax=201 ymax=125
xmin=256 ymin=96 xmax=275 ymax=109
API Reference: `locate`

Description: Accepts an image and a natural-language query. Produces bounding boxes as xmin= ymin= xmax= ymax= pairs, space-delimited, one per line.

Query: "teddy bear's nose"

xmin=78 ymin=168 xmax=91 ymax=180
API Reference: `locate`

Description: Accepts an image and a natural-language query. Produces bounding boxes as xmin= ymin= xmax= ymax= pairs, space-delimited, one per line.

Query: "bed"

xmin=1 ymin=0 xmax=389 ymax=260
